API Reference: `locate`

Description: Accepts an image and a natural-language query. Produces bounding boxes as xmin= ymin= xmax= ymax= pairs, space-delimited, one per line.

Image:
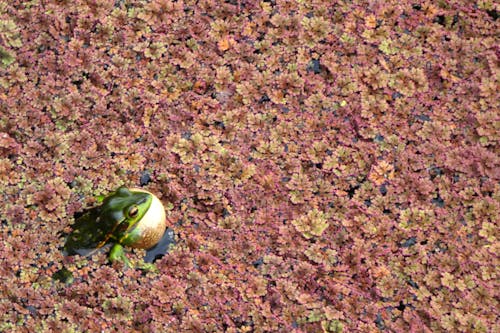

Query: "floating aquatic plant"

xmin=0 ymin=0 xmax=498 ymax=331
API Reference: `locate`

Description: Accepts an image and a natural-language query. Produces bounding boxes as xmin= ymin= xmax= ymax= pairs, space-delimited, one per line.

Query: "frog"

xmin=63 ymin=186 xmax=167 ymax=269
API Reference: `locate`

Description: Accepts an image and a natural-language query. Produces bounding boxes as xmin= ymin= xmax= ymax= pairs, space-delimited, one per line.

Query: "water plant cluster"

xmin=0 ymin=1 xmax=498 ymax=331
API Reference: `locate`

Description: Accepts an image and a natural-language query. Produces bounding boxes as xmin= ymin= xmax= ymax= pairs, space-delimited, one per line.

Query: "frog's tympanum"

xmin=64 ymin=186 xmax=167 ymax=268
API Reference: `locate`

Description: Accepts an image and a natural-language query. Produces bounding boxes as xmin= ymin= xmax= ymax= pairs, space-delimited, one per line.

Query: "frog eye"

xmin=128 ymin=205 xmax=139 ymax=218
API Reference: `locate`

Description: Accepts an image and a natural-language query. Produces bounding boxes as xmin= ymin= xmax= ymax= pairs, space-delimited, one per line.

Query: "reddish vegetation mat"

xmin=1 ymin=1 xmax=499 ymax=332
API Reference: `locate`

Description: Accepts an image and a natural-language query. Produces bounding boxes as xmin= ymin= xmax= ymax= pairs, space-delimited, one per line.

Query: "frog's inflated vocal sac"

xmin=64 ymin=186 xmax=167 ymax=267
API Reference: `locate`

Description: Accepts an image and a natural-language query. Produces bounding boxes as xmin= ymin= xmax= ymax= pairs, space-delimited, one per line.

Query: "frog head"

xmin=98 ymin=186 xmax=153 ymax=246
xmin=64 ymin=186 xmax=167 ymax=262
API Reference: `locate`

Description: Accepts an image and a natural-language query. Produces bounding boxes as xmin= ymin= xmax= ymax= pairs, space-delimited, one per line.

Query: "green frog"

xmin=64 ymin=186 xmax=167 ymax=268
